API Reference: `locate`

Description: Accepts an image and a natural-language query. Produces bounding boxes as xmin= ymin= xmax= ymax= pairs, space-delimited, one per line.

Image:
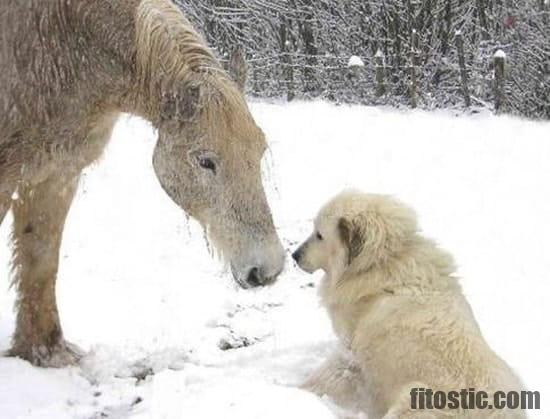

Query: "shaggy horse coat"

xmin=0 ymin=0 xmax=284 ymax=367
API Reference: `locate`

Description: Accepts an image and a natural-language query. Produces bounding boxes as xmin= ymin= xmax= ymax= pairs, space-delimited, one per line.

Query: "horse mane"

xmin=135 ymin=0 xmax=250 ymax=125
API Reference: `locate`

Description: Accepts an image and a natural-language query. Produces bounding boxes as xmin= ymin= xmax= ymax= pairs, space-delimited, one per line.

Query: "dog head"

xmin=292 ymin=191 xmax=418 ymax=277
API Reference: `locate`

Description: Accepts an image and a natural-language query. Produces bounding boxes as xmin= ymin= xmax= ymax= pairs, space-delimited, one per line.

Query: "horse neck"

xmin=66 ymin=1 xmax=145 ymax=115
xmin=78 ymin=0 xmax=224 ymax=124
xmin=33 ymin=0 xmax=226 ymax=125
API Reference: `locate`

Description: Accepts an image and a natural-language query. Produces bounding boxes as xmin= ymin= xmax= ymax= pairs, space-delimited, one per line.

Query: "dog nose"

xmin=246 ymin=266 xmax=268 ymax=288
xmin=292 ymin=249 xmax=302 ymax=263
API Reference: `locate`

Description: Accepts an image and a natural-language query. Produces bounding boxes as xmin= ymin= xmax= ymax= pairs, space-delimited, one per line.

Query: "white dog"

xmin=293 ymin=191 xmax=526 ymax=418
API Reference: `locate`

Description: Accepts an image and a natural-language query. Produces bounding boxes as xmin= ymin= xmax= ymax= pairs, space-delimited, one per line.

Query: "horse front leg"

xmin=8 ymin=173 xmax=81 ymax=367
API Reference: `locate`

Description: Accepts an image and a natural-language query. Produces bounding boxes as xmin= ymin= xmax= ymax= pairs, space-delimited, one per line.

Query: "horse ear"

xmin=160 ymin=84 xmax=201 ymax=122
xmin=338 ymin=216 xmax=365 ymax=265
xmin=228 ymin=45 xmax=248 ymax=92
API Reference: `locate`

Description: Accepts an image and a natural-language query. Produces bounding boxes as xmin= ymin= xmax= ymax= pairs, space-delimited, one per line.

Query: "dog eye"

xmin=198 ymin=157 xmax=217 ymax=174
xmin=316 ymin=232 xmax=323 ymax=240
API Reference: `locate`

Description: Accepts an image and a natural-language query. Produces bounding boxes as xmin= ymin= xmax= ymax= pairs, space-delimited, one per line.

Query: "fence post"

xmin=285 ymin=48 xmax=295 ymax=102
xmin=375 ymin=49 xmax=386 ymax=97
xmin=493 ymin=49 xmax=506 ymax=113
xmin=251 ymin=55 xmax=260 ymax=96
xmin=348 ymin=55 xmax=365 ymax=93
xmin=455 ymin=31 xmax=471 ymax=107
xmin=410 ymin=29 xmax=419 ymax=108
xmin=279 ymin=16 xmax=295 ymax=102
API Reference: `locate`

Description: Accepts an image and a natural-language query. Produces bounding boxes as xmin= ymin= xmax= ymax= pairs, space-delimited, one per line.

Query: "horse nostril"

xmin=246 ymin=266 xmax=265 ymax=287
xmin=292 ymin=249 xmax=301 ymax=262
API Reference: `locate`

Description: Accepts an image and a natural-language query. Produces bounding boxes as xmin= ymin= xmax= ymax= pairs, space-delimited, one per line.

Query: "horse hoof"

xmin=6 ymin=340 xmax=84 ymax=368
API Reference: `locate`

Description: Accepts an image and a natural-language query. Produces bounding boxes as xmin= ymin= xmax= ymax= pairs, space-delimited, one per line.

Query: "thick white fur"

xmin=298 ymin=191 xmax=525 ymax=419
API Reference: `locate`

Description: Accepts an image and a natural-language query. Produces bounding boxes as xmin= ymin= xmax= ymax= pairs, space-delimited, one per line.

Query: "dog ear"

xmin=338 ymin=217 xmax=365 ymax=265
xmin=160 ymin=84 xmax=202 ymax=122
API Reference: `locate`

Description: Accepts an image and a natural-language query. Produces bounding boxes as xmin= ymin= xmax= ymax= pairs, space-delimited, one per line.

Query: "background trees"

xmin=176 ymin=0 xmax=550 ymax=119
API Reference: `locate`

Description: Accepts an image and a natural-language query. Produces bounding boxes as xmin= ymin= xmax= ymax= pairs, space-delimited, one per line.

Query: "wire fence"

xmin=176 ymin=0 xmax=550 ymax=119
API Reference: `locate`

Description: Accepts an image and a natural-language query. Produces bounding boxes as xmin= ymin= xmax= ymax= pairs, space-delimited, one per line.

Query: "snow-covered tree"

xmin=174 ymin=0 xmax=549 ymax=119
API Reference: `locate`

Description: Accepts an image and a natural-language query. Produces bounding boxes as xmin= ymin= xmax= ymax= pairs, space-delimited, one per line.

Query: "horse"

xmin=0 ymin=0 xmax=285 ymax=367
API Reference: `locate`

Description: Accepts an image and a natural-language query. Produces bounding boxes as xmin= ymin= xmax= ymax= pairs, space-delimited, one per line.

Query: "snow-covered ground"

xmin=0 ymin=102 xmax=549 ymax=418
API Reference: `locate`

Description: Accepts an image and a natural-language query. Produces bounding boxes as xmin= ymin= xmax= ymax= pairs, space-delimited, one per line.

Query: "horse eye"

xmin=198 ymin=157 xmax=217 ymax=174
xmin=316 ymin=232 xmax=323 ymax=240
